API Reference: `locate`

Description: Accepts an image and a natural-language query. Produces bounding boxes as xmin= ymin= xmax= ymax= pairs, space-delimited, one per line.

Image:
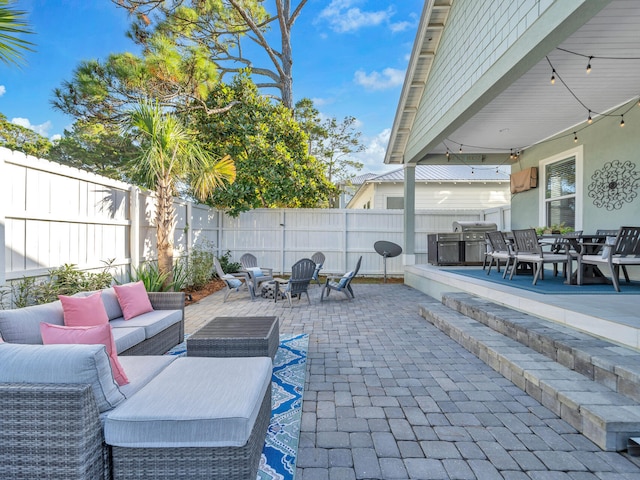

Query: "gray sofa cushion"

xmin=0 ymin=301 xmax=64 ymax=344
xmin=101 ymin=287 xmax=125 ymax=320
xmin=109 ymin=309 xmax=182 ymax=339
xmin=117 ymin=355 xmax=177 ymax=399
xmin=104 ymin=356 xmax=272 ymax=447
xmin=0 ymin=342 xmax=125 ymax=413
xmin=111 ymin=326 xmax=147 ymax=354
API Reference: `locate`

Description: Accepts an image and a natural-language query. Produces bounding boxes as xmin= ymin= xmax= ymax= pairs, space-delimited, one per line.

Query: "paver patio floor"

xmin=184 ymin=283 xmax=640 ymax=479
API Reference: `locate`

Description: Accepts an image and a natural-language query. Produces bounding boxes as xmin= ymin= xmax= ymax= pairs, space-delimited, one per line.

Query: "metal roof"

xmin=366 ymin=165 xmax=509 ymax=183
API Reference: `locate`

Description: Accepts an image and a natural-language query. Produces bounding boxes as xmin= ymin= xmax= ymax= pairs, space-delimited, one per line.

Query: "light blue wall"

xmin=511 ymin=104 xmax=640 ymax=232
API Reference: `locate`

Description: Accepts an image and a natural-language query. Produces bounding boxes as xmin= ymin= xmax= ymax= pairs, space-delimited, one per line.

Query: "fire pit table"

xmin=187 ymin=316 xmax=279 ymax=359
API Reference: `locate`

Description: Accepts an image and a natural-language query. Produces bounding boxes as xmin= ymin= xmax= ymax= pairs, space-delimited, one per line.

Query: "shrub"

xmin=217 ymin=250 xmax=241 ymax=274
xmin=188 ymin=241 xmax=215 ymax=289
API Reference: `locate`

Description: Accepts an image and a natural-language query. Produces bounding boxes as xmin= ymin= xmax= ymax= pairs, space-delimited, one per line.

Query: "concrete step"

xmin=442 ymin=292 xmax=640 ymax=403
xmin=418 ymin=296 xmax=640 ymax=451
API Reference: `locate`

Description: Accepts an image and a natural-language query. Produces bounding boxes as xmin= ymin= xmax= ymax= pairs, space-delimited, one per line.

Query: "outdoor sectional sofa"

xmin=0 ymin=286 xmax=273 ymax=480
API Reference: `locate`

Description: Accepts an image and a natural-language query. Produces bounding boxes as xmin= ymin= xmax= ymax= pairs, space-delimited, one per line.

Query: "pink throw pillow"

xmin=113 ymin=281 xmax=153 ymax=320
xmin=40 ymin=322 xmax=129 ymax=386
xmin=59 ymin=292 xmax=109 ymax=327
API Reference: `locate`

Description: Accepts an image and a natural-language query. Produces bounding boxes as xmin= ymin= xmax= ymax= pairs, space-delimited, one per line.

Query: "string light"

xmin=550 ymin=69 xmax=556 ymax=84
xmin=586 ymin=56 xmax=592 ymax=74
xmin=445 ymin=149 xmax=450 ymax=159
xmin=573 ymin=132 xmax=578 ymax=143
xmin=459 ymin=145 xmax=463 ymax=153
xmin=587 ymin=111 xmax=593 ymax=124
xmin=620 ymin=115 xmax=625 ymax=127
xmin=471 ymin=168 xmax=475 ymax=175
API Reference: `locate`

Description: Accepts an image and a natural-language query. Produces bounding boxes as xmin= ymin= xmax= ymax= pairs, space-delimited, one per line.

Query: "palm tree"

xmin=0 ymin=0 xmax=34 ymax=66
xmin=124 ymin=100 xmax=236 ymax=286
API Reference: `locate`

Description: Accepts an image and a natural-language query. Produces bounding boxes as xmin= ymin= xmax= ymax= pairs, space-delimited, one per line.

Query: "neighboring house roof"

xmin=338 ymin=172 xmax=378 ymax=188
xmin=364 ymin=165 xmax=509 ymax=183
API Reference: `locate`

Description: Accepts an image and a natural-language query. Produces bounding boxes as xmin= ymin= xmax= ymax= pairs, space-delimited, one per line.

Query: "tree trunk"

xmin=156 ymin=175 xmax=176 ymax=289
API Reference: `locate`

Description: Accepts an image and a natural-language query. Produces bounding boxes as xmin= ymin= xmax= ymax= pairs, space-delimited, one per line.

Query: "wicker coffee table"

xmin=187 ymin=316 xmax=279 ymax=359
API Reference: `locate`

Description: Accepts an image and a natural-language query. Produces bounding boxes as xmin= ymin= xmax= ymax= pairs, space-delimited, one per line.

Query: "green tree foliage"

xmin=196 ymin=75 xmax=335 ymax=217
xmin=123 ymin=100 xmax=236 ymax=285
xmin=114 ymin=0 xmax=307 ymax=108
xmin=0 ymin=112 xmax=52 ymax=157
xmin=314 ymin=115 xmax=365 ymax=185
xmin=52 ymin=33 xmax=222 ymax=128
xmin=48 ymin=122 xmax=139 ymax=181
xmin=0 ymin=0 xmax=34 ymax=66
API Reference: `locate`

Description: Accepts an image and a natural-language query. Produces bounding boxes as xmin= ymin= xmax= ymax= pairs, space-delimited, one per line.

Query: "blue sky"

xmin=0 ymin=0 xmax=423 ymax=174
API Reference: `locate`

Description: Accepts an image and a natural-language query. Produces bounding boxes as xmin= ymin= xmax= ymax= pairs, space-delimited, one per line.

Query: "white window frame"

xmin=538 ymin=145 xmax=583 ymax=230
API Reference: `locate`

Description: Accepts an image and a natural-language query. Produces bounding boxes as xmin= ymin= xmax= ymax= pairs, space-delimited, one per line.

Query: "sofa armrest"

xmin=0 ymin=382 xmax=110 ymax=479
xmin=147 ymin=292 xmax=185 ymax=340
xmin=148 ymin=291 xmax=185 ymax=312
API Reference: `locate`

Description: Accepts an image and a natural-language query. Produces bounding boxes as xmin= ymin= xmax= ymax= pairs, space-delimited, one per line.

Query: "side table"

xmin=187 ymin=316 xmax=279 ymax=359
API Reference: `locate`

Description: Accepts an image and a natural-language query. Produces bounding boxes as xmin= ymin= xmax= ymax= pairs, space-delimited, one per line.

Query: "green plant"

xmin=188 ymin=241 xmax=215 ymax=289
xmin=126 ymin=261 xmax=170 ymax=292
xmin=170 ymin=257 xmax=190 ymax=292
xmin=217 ymin=250 xmax=241 ymax=275
xmin=4 ymin=276 xmax=38 ymax=308
xmin=534 ymin=223 xmax=574 ymax=235
xmin=34 ymin=263 xmax=114 ymax=304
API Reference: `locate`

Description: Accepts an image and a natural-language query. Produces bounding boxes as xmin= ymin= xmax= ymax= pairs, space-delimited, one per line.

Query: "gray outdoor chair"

xmin=321 ymin=256 xmax=362 ymax=302
xmin=509 ymin=228 xmax=568 ymax=285
xmin=275 ymin=258 xmax=316 ymax=307
xmin=486 ymin=231 xmax=515 ymax=278
xmin=311 ymin=251 xmax=326 ymax=286
xmin=577 ymin=226 xmax=640 ymax=292
xmin=240 ymin=253 xmax=274 ymax=296
xmin=214 ymin=257 xmax=254 ymax=302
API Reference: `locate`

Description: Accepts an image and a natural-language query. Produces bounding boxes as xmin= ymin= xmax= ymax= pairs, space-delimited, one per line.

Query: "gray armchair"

xmin=321 ymin=256 xmax=362 ymax=301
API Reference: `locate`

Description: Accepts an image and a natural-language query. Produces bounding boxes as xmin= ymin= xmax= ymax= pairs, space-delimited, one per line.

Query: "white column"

xmin=403 ymin=164 xmax=416 ymax=266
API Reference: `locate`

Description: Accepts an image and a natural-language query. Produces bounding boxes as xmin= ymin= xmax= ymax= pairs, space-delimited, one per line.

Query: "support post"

xmin=403 ymin=164 xmax=416 ymax=266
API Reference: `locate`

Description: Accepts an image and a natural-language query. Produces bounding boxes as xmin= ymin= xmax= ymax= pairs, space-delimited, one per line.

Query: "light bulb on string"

xmin=587 ymin=111 xmax=592 ymax=124
xmin=620 ymin=115 xmax=625 ymax=127
xmin=509 ymin=149 xmax=514 ymax=160
xmin=573 ymin=132 xmax=578 ymax=143
xmin=550 ymin=69 xmax=556 ymax=84
xmin=471 ymin=167 xmax=474 ymax=175
xmin=495 ymin=167 xmax=499 ymax=175
xmin=459 ymin=145 xmax=463 ymax=154
xmin=445 ymin=149 xmax=450 ymax=159
xmin=586 ymin=56 xmax=592 ymax=74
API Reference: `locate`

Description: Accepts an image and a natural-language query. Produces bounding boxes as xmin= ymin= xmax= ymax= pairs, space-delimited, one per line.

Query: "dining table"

xmin=563 ymin=234 xmax=611 ymax=285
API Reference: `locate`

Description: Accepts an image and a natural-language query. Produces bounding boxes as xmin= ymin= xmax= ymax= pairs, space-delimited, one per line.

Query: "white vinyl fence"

xmin=0 ymin=148 xmax=510 ymax=284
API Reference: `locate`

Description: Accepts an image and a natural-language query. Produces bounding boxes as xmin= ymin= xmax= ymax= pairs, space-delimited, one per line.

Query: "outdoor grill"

xmin=428 ymin=221 xmax=497 ymax=266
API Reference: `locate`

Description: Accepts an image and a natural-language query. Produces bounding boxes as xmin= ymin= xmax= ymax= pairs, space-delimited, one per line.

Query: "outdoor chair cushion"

xmin=247 ymin=267 xmax=264 ymax=277
xmin=0 ymin=342 xmax=125 ymax=413
xmin=114 ymin=281 xmax=154 ymax=320
xmin=40 ymin=322 xmax=129 ymax=386
xmin=104 ymin=356 xmax=272 ymax=448
xmin=117 ymin=355 xmax=177 ymax=400
xmin=109 ymin=309 xmax=182 ymax=339
xmin=222 ymin=274 xmax=243 ymax=288
xmin=59 ymin=291 xmax=109 ymax=327
xmin=338 ymin=271 xmax=353 ymax=288
xmin=0 ymin=301 xmax=64 ymax=344
xmin=111 ymin=326 xmax=147 ymax=354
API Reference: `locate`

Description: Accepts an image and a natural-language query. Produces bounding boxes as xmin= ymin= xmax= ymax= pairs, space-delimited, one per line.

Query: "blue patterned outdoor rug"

xmin=166 ymin=333 xmax=308 ymax=480
xmin=449 ymin=268 xmax=640 ymax=294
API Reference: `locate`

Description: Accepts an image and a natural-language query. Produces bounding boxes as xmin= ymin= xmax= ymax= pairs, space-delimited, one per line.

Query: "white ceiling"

xmin=389 ymin=0 xmax=640 ymax=162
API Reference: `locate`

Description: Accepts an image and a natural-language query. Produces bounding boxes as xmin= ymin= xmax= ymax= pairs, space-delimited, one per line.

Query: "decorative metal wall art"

xmin=588 ymin=160 xmax=640 ymax=210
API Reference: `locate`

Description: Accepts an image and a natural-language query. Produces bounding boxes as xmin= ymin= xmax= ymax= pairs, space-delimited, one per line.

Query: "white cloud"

xmin=353 ymin=128 xmax=396 ymax=174
xmin=11 ymin=117 xmax=53 ymax=137
xmin=0 ymin=85 xmax=5 ymax=96
xmin=319 ymin=0 xmax=393 ymax=33
xmin=389 ymin=21 xmax=412 ymax=33
xmin=354 ymin=68 xmax=405 ymax=91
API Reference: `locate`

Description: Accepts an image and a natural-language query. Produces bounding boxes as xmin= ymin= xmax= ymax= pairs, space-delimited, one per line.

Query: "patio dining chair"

xmin=509 ymin=228 xmax=568 ymax=285
xmin=321 ymin=256 xmax=362 ymax=302
xmin=311 ymin=251 xmax=326 ymax=286
xmin=214 ymin=257 xmax=254 ymax=302
xmin=240 ymin=253 xmax=274 ymax=296
xmin=275 ymin=258 xmax=316 ymax=307
xmin=577 ymin=226 xmax=640 ymax=292
xmin=485 ymin=231 xmax=514 ymax=278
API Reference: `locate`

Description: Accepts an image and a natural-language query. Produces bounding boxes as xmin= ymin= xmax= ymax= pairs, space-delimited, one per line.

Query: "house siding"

xmin=349 ymin=182 xmax=510 ymax=210
xmin=511 ymin=107 xmax=640 ymax=233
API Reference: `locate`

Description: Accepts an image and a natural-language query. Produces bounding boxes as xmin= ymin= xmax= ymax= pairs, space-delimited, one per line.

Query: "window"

xmin=386 ymin=197 xmax=404 ymax=210
xmin=539 ymin=146 xmax=583 ymax=230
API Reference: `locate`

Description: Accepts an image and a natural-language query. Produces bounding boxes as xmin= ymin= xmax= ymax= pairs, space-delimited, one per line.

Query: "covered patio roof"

xmin=386 ymin=0 xmax=640 ymax=165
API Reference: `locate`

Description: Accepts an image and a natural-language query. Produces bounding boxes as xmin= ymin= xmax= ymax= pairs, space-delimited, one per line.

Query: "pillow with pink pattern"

xmin=113 ymin=281 xmax=153 ymax=320
xmin=59 ymin=292 xmax=109 ymax=327
xmin=40 ymin=322 xmax=129 ymax=386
